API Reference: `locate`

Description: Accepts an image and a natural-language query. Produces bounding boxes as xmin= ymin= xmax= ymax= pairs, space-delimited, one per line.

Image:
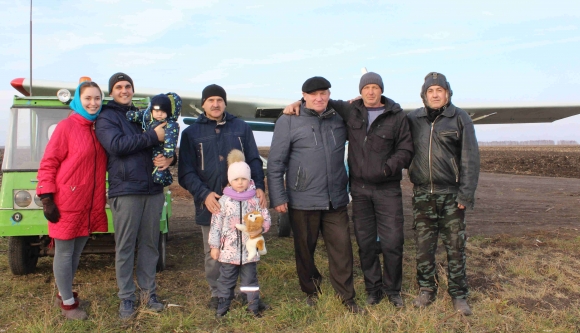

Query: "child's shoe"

xmin=216 ymin=297 xmax=231 ymax=318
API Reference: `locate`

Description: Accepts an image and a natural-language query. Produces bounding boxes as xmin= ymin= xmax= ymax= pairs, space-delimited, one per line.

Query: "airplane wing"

xmin=11 ymin=78 xmax=289 ymax=121
xmin=11 ymin=78 xmax=580 ymax=126
xmin=447 ymin=105 xmax=580 ymax=124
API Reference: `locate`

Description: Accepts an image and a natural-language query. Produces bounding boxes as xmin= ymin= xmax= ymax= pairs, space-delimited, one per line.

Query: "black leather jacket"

xmin=330 ymin=97 xmax=413 ymax=189
xmin=407 ymin=103 xmax=480 ymax=209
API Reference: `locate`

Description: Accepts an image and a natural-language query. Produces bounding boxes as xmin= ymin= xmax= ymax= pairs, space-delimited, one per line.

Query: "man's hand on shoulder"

xmin=348 ymin=96 xmax=362 ymax=104
xmin=282 ymin=100 xmax=301 ymax=116
xmin=205 ymin=192 xmax=222 ymax=214
xmin=256 ymin=188 xmax=267 ymax=209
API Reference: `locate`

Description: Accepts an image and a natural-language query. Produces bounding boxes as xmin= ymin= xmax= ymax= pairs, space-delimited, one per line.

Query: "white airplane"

xmin=10 ymin=77 xmax=580 ymax=128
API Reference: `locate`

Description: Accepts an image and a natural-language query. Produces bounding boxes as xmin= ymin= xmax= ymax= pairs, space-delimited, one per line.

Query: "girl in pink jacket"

xmin=36 ymin=81 xmax=108 ymax=320
xmin=208 ymin=149 xmax=271 ymax=318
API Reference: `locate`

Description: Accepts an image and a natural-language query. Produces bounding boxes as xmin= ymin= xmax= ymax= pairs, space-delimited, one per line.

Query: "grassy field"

xmin=1 ymin=228 xmax=579 ymax=332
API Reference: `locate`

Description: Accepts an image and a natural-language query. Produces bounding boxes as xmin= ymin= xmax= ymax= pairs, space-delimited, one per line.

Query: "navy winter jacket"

xmin=95 ymin=100 xmax=163 ymax=198
xmin=178 ymin=112 xmax=265 ymax=226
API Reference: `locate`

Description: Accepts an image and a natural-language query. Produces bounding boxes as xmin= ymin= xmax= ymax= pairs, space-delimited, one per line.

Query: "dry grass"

xmin=1 ymin=229 xmax=579 ymax=332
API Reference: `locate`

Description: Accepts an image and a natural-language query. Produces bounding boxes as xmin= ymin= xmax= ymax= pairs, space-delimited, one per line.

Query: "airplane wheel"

xmin=277 ymin=213 xmax=291 ymax=237
xmin=8 ymin=236 xmax=40 ymax=275
xmin=156 ymin=232 xmax=167 ymax=272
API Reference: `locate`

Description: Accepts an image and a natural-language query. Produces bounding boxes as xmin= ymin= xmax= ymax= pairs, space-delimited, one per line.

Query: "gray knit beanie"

xmin=108 ymin=72 xmax=134 ymax=94
xmin=359 ymin=72 xmax=384 ymax=93
xmin=420 ymin=72 xmax=453 ymax=105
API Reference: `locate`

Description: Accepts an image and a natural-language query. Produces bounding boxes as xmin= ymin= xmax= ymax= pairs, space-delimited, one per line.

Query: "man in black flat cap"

xmin=267 ymin=77 xmax=363 ymax=314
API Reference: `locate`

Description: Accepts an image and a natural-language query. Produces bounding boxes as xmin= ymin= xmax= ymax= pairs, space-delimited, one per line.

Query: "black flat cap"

xmin=302 ymin=76 xmax=331 ymax=93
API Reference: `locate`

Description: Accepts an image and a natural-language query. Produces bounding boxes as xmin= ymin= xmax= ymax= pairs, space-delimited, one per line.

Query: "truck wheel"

xmin=277 ymin=213 xmax=292 ymax=237
xmin=8 ymin=236 xmax=40 ymax=275
xmin=156 ymin=232 xmax=167 ymax=272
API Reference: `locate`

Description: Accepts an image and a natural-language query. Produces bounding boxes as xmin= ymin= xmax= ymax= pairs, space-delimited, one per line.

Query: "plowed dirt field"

xmin=167 ymin=146 xmax=580 ymax=238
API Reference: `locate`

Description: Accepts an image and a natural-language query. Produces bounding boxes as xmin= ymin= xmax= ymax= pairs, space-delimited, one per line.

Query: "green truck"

xmin=1 ymin=93 xmax=171 ymax=275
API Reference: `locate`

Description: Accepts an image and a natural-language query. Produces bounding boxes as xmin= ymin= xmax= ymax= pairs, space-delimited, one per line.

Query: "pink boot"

xmin=60 ymin=300 xmax=87 ymax=320
xmin=54 ymin=291 xmax=78 ymax=307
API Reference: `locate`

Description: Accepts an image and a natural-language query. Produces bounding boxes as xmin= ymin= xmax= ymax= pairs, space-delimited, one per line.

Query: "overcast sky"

xmin=1 ymin=0 xmax=579 ymax=146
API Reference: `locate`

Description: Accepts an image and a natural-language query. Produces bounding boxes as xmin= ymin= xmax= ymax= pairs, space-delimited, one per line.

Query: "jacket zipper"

xmin=311 ymin=125 xmax=318 ymax=145
xmin=331 ymin=129 xmax=336 ymax=146
xmin=89 ymin=123 xmax=97 ymax=234
xmin=239 ymin=201 xmax=243 ymax=265
xmin=361 ymin=135 xmax=368 ymax=188
xmin=295 ymin=166 xmax=301 ymax=189
xmin=199 ymin=143 xmax=205 ymax=171
xmin=238 ymin=137 xmax=244 ymax=153
xmin=429 ymin=116 xmax=441 ymax=194
xmin=451 ymin=158 xmax=459 ymax=183
xmin=440 ymin=130 xmax=459 ymax=138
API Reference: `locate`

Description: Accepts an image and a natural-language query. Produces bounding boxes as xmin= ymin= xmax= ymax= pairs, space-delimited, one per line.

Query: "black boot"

xmin=216 ymin=297 xmax=231 ymax=318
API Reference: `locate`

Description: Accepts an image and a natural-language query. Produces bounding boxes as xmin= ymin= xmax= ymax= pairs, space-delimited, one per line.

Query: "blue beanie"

xmin=70 ymin=82 xmax=103 ymax=121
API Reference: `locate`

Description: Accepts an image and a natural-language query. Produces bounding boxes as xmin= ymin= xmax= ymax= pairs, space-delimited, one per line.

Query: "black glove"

xmin=40 ymin=194 xmax=60 ymax=223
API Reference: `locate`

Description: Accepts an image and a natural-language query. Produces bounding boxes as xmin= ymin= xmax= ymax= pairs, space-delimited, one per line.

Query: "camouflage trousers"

xmin=412 ymin=192 xmax=468 ymax=299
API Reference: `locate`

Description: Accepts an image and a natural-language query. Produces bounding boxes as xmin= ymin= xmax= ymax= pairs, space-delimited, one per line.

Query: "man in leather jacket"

xmin=407 ymin=72 xmax=480 ymax=316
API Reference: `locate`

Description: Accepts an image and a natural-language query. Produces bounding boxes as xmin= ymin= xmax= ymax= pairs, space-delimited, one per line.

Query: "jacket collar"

xmin=104 ymin=99 xmax=138 ymax=113
xmin=353 ymin=96 xmax=402 ymax=114
xmin=300 ymin=102 xmax=337 ymax=119
xmin=417 ymin=103 xmax=456 ymax=118
xmin=196 ymin=111 xmax=236 ymax=124
xmin=70 ymin=113 xmax=95 ymax=126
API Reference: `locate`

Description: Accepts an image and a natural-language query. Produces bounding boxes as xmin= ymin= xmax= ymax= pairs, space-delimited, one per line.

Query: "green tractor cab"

xmin=1 ymin=94 xmax=171 ymax=275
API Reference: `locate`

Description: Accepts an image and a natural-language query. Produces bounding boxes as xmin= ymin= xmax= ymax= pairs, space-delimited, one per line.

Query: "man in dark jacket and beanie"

xmin=283 ymin=72 xmax=413 ymax=307
xmin=407 ymin=72 xmax=480 ymax=316
xmin=178 ymin=84 xmax=267 ymax=312
xmin=268 ymin=76 xmax=363 ymax=314
xmin=95 ymin=72 xmax=171 ymax=319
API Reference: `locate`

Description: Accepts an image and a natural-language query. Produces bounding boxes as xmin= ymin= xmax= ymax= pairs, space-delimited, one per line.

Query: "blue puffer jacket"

xmin=178 ymin=112 xmax=265 ymax=226
xmin=95 ymin=100 xmax=163 ymax=198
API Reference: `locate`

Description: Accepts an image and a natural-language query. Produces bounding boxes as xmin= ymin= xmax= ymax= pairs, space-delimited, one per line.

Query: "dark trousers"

xmin=351 ymin=185 xmax=404 ymax=295
xmin=412 ymin=192 xmax=468 ymax=298
xmin=217 ymin=262 xmax=260 ymax=311
xmin=289 ymin=205 xmax=355 ymax=301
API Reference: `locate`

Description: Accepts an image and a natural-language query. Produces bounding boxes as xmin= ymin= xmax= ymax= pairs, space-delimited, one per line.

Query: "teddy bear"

xmin=236 ymin=211 xmax=267 ymax=261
